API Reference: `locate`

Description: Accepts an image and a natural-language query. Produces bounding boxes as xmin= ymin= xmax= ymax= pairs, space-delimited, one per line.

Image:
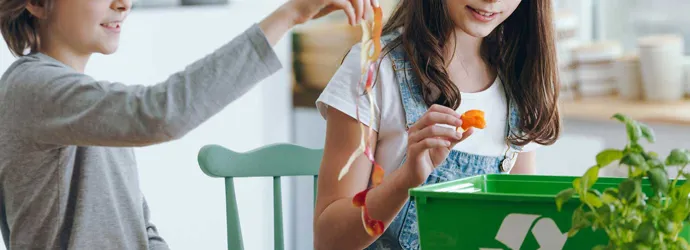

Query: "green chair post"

xmin=197 ymin=143 xmax=323 ymax=250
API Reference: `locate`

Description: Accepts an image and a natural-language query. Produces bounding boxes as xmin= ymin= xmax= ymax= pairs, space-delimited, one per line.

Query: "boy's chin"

xmin=97 ymin=42 xmax=120 ymax=55
xmin=98 ymin=47 xmax=119 ymax=55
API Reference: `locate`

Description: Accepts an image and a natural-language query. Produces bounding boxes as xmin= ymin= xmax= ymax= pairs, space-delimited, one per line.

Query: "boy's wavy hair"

xmin=380 ymin=0 xmax=561 ymax=146
xmin=0 ymin=0 xmax=53 ymax=57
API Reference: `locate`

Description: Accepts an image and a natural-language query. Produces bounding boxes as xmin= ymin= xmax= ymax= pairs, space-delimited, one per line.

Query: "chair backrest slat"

xmin=273 ymin=176 xmax=284 ymax=250
xmin=198 ymin=143 xmax=323 ymax=250
xmin=225 ymin=177 xmax=244 ymax=250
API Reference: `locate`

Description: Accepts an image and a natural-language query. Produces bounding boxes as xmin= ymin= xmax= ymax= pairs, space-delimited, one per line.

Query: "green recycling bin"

xmin=408 ymin=174 xmax=690 ymax=250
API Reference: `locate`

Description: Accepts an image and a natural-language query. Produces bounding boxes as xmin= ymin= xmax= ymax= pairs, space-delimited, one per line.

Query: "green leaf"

xmin=667 ymin=200 xmax=690 ymax=221
xmin=648 ymin=151 xmax=659 ymax=159
xmin=584 ymin=211 xmax=598 ymax=231
xmin=639 ymin=123 xmax=655 ymax=143
xmin=659 ymin=219 xmax=676 ymax=234
xmin=632 ymin=163 xmax=648 ymax=178
xmin=678 ymin=181 xmax=690 ymax=200
xmin=633 ymin=221 xmax=656 ymax=244
xmin=596 ymin=203 xmax=614 ymax=225
xmin=648 ymin=196 xmax=661 ymax=208
xmin=602 ymin=188 xmax=619 ymax=203
xmin=643 ymin=203 xmax=659 ymax=218
xmin=633 ymin=244 xmax=652 ymax=250
xmin=621 ymin=153 xmax=645 ymax=166
xmin=584 ymin=192 xmax=603 ymax=208
xmin=592 ymin=245 xmax=608 ymax=250
xmin=555 ymin=188 xmax=575 ymax=212
xmin=596 ymin=149 xmax=623 ymax=167
xmin=642 ymin=150 xmax=661 ymax=162
xmin=568 ymin=207 xmax=591 ymax=238
xmin=612 ymin=113 xmax=629 ymax=123
xmin=583 ymin=166 xmax=600 ymax=190
xmin=622 ymin=216 xmax=642 ymax=230
xmin=619 ymin=179 xmax=640 ymax=201
xmin=646 ymin=158 xmax=663 ymax=169
xmin=629 ymin=144 xmax=645 ymax=154
xmin=571 ymin=207 xmax=591 ymax=229
xmin=588 ymin=189 xmax=602 ymax=197
xmin=678 ymin=237 xmax=690 ymax=250
xmin=573 ymin=177 xmax=583 ymax=194
xmin=647 ymin=167 xmax=669 ymax=195
xmin=666 ymin=149 xmax=690 ymax=166
xmin=626 ymin=121 xmax=642 ymax=143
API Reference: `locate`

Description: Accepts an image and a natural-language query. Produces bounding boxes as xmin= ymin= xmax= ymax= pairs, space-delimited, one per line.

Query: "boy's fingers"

xmin=324 ymin=0 xmax=356 ymax=25
xmin=362 ymin=0 xmax=373 ymax=20
xmin=352 ymin=0 xmax=364 ymax=24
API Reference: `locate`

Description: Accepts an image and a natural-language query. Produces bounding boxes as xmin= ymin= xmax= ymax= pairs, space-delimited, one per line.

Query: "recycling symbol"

xmin=479 ymin=213 xmax=568 ymax=250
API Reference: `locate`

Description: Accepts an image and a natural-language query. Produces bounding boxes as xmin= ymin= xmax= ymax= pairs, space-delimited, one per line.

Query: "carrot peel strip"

xmin=338 ymin=5 xmax=386 ymax=237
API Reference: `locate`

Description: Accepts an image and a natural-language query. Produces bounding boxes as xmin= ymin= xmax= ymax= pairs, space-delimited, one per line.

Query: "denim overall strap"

xmin=500 ymin=81 xmax=524 ymax=173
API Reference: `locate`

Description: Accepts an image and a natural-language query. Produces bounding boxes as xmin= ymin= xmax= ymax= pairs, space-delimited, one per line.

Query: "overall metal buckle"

xmin=500 ymin=149 xmax=519 ymax=173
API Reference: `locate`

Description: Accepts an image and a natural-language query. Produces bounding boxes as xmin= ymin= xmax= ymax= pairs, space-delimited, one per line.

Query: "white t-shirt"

xmin=316 ymin=43 xmax=540 ymax=173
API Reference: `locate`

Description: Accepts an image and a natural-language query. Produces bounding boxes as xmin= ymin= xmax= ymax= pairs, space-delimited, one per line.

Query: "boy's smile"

xmin=100 ymin=21 xmax=122 ymax=33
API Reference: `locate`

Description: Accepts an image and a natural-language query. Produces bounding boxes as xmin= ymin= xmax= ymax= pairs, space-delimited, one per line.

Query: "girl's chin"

xmin=457 ymin=25 xmax=497 ymax=38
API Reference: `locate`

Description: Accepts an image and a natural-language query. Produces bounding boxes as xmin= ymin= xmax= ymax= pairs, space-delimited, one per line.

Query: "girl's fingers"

xmin=428 ymin=104 xmax=460 ymax=117
xmin=409 ymin=104 xmax=462 ymax=133
xmin=409 ymin=138 xmax=451 ymax=155
xmin=409 ymin=125 xmax=462 ymax=144
xmin=449 ymin=128 xmax=474 ymax=148
xmin=409 ymin=112 xmax=462 ymax=133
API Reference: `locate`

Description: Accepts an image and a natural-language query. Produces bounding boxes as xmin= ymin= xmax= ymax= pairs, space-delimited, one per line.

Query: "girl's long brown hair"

xmin=380 ymin=0 xmax=560 ymax=146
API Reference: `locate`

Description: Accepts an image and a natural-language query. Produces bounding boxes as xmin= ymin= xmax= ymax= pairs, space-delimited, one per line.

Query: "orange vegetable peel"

xmin=458 ymin=109 xmax=486 ymax=132
xmin=338 ymin=3 xmax=386 ymax=237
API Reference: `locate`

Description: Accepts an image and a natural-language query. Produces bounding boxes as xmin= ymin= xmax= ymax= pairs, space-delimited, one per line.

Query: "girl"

xmin=313 ymin=0 xmax=561 ymax=249
xmin=0 ymin=0 xmax=374 ymax=249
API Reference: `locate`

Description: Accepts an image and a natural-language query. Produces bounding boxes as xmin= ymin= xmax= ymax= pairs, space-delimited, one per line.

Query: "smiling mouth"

xmin=467 ymin=6 xmax=499 ymax=22
xmin=100 ymin=22 xmax=121 ymax=29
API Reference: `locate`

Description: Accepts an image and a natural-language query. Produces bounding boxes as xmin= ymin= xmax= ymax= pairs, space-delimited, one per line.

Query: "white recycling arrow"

xmin=480 ymin=213 xmax=568 ymax=250
xmin=495 ymin=214 xmax=540 ymax=249
xmin=531 ymin=217 xmax=568 ymax=250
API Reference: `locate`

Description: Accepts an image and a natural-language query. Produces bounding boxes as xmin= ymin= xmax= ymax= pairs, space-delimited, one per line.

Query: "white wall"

xmin=1 ymin=3 xmax=294 ymax=250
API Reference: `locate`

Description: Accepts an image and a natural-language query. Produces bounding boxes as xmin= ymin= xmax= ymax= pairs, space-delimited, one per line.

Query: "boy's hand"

xmin=259 ymin=0 xmax=375 ymax=46
xmin=286 ymin=0 xmax=378 ymax=26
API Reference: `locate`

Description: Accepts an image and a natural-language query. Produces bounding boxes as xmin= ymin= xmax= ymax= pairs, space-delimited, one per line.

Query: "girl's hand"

xmin=285 ymin=0 xmax=377 ymax=26
xmin=402 ymin=104 xmax=474 ymax=187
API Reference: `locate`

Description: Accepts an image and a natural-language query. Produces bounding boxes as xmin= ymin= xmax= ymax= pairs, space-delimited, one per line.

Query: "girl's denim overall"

xmin=364 ymin=32 xmax=525 ymax=250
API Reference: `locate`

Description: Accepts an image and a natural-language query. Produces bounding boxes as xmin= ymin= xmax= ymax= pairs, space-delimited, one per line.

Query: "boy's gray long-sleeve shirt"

xmin=0 ymin=24 xmax=281 ymax=249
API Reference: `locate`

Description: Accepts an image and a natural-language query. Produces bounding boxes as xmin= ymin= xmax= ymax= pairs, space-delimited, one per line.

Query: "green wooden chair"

xmin=197 ymin=143 xmax=323 ymax=250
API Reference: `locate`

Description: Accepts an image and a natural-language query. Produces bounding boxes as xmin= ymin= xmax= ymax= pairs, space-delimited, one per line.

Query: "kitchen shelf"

xmin=560 ymin=95 xmax=690 ymax=125
xmin=293 ymin=83 xmax=322 ymax=108
xmin=292 ymin=55 xmax=690 ymax=125
xmin=293 ymin=84 xmax=690 ymax=126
